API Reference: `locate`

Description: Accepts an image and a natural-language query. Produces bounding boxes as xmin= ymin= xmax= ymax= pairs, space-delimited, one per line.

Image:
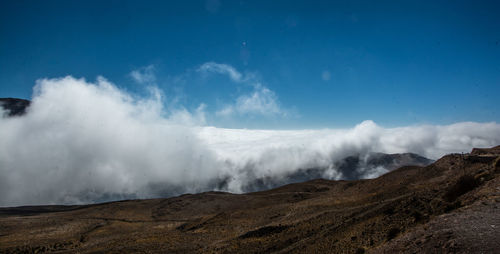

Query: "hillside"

xmin=0 ymin=146 xmax=499 ymax=253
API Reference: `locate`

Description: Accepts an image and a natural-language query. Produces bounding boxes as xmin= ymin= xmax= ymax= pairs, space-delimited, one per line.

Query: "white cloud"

xmin=130 ymin=65 xmax=156 ymax=84
xmin=199 ymin=62 xmax=285 ymax=117
xmin=197 ymin=120 xmax=500 ymax=183
xmin=0 ymin=76 xmax=219 ymax=206
xmin=217 ymin=84 xmax=283 ymax=117
xmin=215 ymin=105 xmax=234 ymax=117
xmin=1 ymin=76 xmax=500 ymax=206
xmin=198 ymin=62 xmax=244 ymax=82
xmin=169 ymin=103 xmax=208 ymax=126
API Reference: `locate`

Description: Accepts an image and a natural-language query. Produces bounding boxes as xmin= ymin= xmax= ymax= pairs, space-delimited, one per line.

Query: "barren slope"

xmin=1 ymin=146 xmax=499 ymax=253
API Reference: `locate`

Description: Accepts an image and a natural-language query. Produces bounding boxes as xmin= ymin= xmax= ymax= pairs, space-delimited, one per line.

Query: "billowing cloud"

xmin=1 ymin=76 xmax=499 ymax=206
xmin=0 ymin=76 xmax=221 ymax=206
xmin=130 ymin=65 xmax=156 ymax=84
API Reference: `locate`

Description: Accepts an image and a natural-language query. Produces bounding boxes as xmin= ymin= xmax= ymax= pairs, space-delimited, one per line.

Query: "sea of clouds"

xmin=1 ymin=76 xmax=499 ymax=206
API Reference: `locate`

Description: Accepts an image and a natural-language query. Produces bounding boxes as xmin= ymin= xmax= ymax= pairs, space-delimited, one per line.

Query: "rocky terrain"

xmin=0 ymin=98 xmax=30 ymax=117
xmin=0 ymin=146 xmax=499 ymax=253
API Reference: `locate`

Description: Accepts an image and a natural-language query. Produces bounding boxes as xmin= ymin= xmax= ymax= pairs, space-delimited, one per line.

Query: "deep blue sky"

xmin=1 ymin=0 xmax=499 ymax=128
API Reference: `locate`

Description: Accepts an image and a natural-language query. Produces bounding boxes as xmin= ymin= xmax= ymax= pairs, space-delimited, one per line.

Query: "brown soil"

xmin=1 ymin=146 xmax=499 ymax=253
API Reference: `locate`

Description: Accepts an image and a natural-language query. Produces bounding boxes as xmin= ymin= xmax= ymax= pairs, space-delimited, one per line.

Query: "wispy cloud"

xmin=198 ymin=62 xmax=244 ymax=83
xmin=130 ymin=65 xmax=156 ymax=84
xmin=198 ymin=62 xmax=286 ymax=117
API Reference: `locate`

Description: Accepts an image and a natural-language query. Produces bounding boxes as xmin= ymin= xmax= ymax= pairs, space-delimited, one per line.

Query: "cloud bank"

xmin=1 ymin=76 xmax=499 ymax=206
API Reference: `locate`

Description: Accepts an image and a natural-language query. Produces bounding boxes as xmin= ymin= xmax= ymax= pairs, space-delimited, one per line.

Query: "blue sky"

xmin=1 ymin=0 xmax=499 ymax=128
